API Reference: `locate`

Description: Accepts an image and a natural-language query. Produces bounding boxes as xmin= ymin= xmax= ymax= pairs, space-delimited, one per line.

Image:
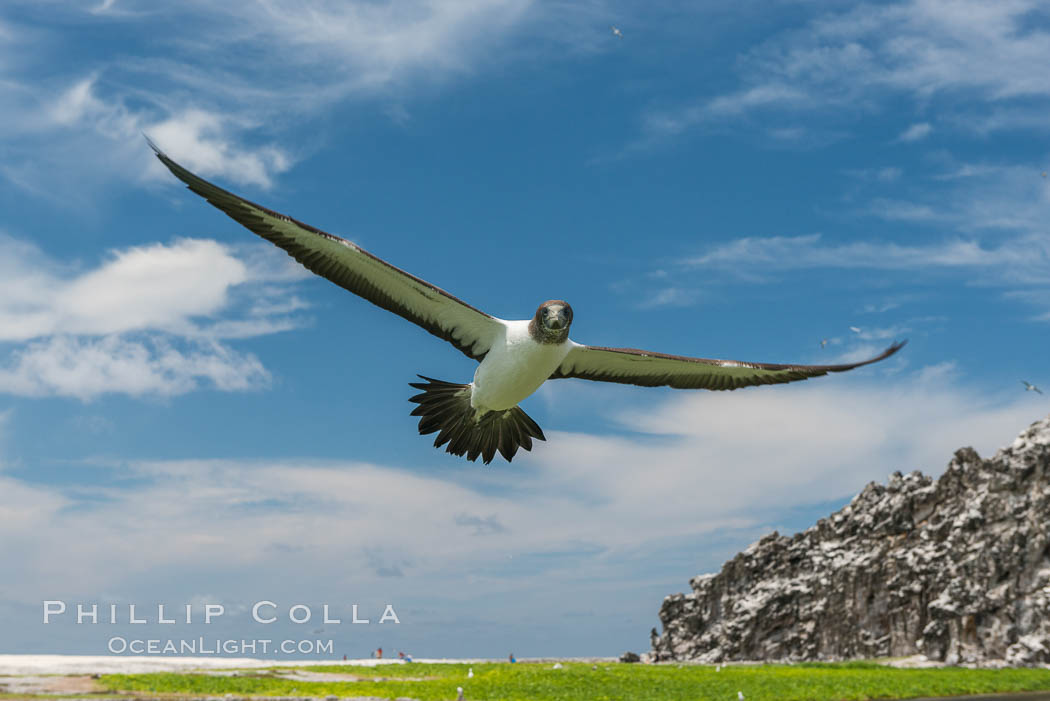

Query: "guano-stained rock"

xmin=650 ymin=414 xmax=1050 ymax=666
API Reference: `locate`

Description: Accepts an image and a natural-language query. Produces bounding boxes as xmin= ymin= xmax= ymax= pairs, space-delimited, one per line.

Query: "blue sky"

xmin=1 ymin=0 xmax=1048 ymax=659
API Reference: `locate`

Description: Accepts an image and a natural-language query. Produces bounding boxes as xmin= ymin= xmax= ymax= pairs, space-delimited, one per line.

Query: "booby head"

xmin=529 ymin=299 xmax=573 ymax=343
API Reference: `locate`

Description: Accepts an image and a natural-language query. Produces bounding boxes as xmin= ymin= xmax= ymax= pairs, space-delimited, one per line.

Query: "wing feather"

xmin=148 ymin=139 xmax=500 ymax=360
xmin=551 ymin=341 xmax=906 ymax=390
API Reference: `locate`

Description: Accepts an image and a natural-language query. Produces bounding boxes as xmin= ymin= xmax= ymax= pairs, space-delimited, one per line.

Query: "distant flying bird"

xmin=1022 ymin=380 xmax=1044 ymax=395
xmin=849 ymin=326 xmax=862 ymax=334
xmin=611 ymin=25 xmax=623 ymax=38
xmin=820 ymin=338 xmax=828 ymax=348
xmin=147 ymin=140 xmax=905 ymax=464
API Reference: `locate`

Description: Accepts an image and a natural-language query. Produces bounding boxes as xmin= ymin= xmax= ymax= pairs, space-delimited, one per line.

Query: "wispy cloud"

xmin=637 ymin=1 xmax=1050 ymax=146
xmin=0 ymin=235 xmax=304 ymax=342
xmin=0 ymin=372 xmax=1040 ymax=609
xmin=866 ymin=198 xmax=943 ymax=222
xmin=866 ymin=160 xmax=1050 ymax=233
xmin=455 ymin=512 xmax=510 ymax=535
xmin=634 ymin=286 xmax=701 ymax=309
xmin=0 ymin=0 xmax=616 ymax=195
xmin=146 ymin=109 xmax=290 ymax=188
xmin=0 ymin=334 xmax=269 ymax=401
xmin=47 ymin=76 xmax=291 ymax=189
xmin=843 ymin=324 xmax=911 ymax=344
xmin=686 ymin=233 xmax=1045 ymax=275
xmin=0 ymin=233 xmax=308 ymax=399
xmin=675 ymin=230 xmax=1050 ymax=321
xmin=896 ymin=121 xmax=932 ymax=142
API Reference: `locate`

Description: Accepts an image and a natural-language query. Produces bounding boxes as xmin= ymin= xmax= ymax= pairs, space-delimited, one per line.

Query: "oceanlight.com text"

xmin=107 ymin=637 xmax=335 ymax=655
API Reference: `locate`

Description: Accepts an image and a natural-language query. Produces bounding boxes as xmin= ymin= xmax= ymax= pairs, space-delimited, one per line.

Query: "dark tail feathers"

xmin=408 ymin=375 xmax=545 ymax=464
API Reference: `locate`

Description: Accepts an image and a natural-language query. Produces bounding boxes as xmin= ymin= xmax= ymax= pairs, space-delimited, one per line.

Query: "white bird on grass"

xmin=456 ymin=686 xmax=464 ymax=701
xmin=467 ymin=667 xmax=473 ymax=678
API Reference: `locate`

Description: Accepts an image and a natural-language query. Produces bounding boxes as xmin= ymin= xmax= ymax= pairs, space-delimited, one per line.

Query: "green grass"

xmin=99 ymin=661 xmax=1050 ymax=700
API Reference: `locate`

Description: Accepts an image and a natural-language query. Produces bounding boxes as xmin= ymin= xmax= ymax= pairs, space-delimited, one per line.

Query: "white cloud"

xmin=897 ymin=121 xmax=932 ymax=142
xmin=0 ymin=409 xmax=10 ymax=453
xmin=842 ymin=324 xmax=911 ymax=342
xmin=0 ymin=233 xmax=307 ymax=399
xmin=844 ymin=166 xmax=903 ymax=182
xmin=641 ymin=0 xmax=1050 ymax=143
xmin=0 ymin=236 xmax=280 ymax=342
xmin=867 ymin=198 xmax=943 ymax=222
xmin=1 ymin=0 xmax=616 ymax=196
xmin=53 ymin=76 xmax=290 ymax=189
xmin=234 ymin=0 xmax=532 ymax=88
xmin=1 ymin=73 xmax=292 ymax=196
xmin=685 ymin=233 xmax=1049 ymax=284
xmin=146 ymin=109 xmax=290 ymax=189
xmin=635 ymin=287 xmax=700 ymax=309
xmin=0 ymin=335 xmax=269 ymax=400
xmin=527 ymin=376 xmax=1042 ymax=545
xmin=877 ymin=166 xmax=902 ymax=181
xmin=844 ymin=159 xmax=1050 ymax=238
xmin=0 ymin=371 xmax=1041 ymax=607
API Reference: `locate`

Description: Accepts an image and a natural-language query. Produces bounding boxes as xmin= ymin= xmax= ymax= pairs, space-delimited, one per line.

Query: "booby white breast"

xmin=147 ymin=139 xmax=905 ymax=464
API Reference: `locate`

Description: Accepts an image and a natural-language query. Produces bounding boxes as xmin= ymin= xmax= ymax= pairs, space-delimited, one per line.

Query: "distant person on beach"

xmin=377 ymin=647 xmax=383 ymax=659
xmin=509 ymin=653 xmax=516 ymax=663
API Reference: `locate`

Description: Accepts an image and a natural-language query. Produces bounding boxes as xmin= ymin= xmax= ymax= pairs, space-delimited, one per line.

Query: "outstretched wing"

xmin=551 ymin=341 xmax=906 ymax=390
xmin=148 ymin=139 xmax=501 ymax=360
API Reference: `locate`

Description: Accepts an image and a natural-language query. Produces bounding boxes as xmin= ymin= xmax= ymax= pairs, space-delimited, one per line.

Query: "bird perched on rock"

xmin=147 ymin=140 xmax=905 ymax=464
xmin=1022 ymin=380 xmax=1044 ymax=395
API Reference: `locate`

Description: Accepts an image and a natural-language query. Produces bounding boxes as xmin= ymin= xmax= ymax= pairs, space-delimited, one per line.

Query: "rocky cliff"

xmin=651 ymin=414 xmax=1050 ymax=666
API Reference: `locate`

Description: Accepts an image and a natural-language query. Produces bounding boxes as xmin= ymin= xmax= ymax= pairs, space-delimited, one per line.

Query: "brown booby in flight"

xmin=147 ymin=140 xmax=905 ymax=464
